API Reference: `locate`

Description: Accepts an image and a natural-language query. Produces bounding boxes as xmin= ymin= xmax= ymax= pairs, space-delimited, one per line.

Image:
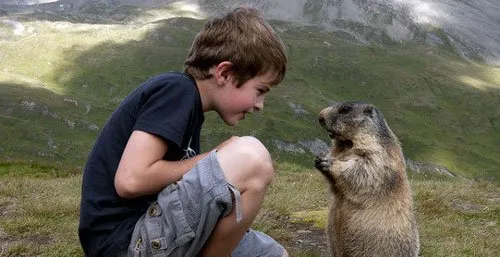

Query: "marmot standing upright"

xmin=314 ymin=101 xmax=419 ymax=257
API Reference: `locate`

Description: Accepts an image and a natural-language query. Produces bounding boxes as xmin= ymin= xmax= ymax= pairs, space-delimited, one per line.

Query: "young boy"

xmin=78 ymin=7 xmax=289 ymax=257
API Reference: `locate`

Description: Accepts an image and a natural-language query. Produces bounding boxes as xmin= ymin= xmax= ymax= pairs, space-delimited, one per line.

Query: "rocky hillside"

xmin=3 ymin=0 xmax=499 ymax=64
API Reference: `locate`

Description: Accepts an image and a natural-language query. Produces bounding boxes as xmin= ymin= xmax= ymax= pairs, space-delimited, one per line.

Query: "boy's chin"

xmin=223 ymin=119 xmax=239 ymax=127
xmin=222 ymin=116 xmax=241 ymax=127
xmin=219 ymin=112 xmax=246 ymax=127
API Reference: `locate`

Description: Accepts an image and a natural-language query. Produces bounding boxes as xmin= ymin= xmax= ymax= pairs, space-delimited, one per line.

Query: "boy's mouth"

xmin=243 ymin=111 xmax=253 ymax=118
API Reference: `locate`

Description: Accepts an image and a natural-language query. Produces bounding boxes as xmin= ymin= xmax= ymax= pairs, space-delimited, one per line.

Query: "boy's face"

xmin=216 ymin=71 xmax=275 ymax=126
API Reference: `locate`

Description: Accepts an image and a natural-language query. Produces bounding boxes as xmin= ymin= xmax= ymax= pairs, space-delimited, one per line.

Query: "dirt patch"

xmin=0 ymin=199 xmax=16 ymax=218
xmin=451 ymin=200 xmax=486 ymax=213
xmin=287 ymin=221 xmax=329 ymax=256
xmin=0 ymin=226 xmax=8 ymax=239
xmin=0 ymin=233 xmax=53 ymax=255
xmin=271 ymin=214 xmax=329 ymax=256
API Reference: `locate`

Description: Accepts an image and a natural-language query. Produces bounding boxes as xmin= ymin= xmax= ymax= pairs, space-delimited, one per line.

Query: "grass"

xmin=1 ymin=163 xmax=498 ymax=256
xmin=410 ymin=173 xmax=500 ymax=256
xmin=0 ymin=163 xmax=81 ymax=256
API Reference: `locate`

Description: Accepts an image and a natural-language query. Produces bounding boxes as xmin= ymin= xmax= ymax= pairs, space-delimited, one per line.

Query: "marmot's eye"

xmin=318 ymin=116 xmax=326 ymax=126
xmin=339 ymin=105 xmax=352 ymax=114
xmin=363 ymin=106 xmax=374 ymax=118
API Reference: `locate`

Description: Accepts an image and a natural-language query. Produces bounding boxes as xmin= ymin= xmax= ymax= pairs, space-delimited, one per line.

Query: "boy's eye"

xmin=258 ymin=86 xmax=270 ymax=95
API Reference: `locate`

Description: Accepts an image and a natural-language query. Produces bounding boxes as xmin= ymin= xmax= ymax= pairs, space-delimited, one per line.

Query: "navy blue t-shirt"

xmin=79 ymin=72 xmax=204 ymax=257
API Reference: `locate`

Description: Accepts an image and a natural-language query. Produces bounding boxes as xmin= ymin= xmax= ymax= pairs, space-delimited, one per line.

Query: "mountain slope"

xmin=0 ymin=5 xmax=499 ymax=181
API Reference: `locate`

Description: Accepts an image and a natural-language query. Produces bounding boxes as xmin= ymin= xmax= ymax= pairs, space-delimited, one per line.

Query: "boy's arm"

xmin=114 ymin=130 xmax=209 ymax=199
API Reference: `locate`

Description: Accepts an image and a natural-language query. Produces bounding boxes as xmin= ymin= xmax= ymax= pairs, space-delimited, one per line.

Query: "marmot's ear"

xmin=363 ymin=106 xmax=375 ymax=118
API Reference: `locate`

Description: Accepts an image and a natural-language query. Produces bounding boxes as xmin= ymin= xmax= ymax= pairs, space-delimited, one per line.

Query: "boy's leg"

xmin=232 ymin=229 xmax=288 ymax=257
xmin=126 ymin=136 xmax=286 ymax=257
xmin=127 ymin=146 xmax=238 ymax=257
xmin=199 ymin=136 xmax=284 ymax=257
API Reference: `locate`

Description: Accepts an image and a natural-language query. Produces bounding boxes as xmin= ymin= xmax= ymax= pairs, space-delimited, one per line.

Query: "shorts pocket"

xmin=145 ymin=182 xmax=196 ymax=257
xmin=127 ymin=217 xmax=148 ymax=257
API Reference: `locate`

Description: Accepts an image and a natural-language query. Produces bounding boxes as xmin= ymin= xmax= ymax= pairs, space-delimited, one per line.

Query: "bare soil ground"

xmin=272 ymin=214 xmax=329 ymax=257
xmin=286 ymin=220 xmax=329 ymax=256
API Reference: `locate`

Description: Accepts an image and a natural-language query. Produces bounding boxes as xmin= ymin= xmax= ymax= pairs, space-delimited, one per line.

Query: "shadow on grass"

xmin=0 ymin=82 xmax=99 ymax=167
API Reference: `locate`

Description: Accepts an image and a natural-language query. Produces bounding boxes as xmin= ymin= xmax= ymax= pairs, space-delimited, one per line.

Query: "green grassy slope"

xmin=0 ymin=9 xmax=499 ymax=181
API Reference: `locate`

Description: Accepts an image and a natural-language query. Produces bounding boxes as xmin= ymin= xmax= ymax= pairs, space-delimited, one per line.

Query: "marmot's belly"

xmin=328 ymin=205 xmax=417 ymax=257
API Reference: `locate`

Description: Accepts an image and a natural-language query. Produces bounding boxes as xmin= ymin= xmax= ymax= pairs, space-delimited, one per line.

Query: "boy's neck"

xmin=195 ymin=77 xmax=216 ymax=113
xmin=193 ymin=65 xmax=229 ymax=113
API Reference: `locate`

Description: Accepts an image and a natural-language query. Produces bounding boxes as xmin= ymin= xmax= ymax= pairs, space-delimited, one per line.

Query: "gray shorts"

xmin=126 ymin=150 xmax=285 ymax=257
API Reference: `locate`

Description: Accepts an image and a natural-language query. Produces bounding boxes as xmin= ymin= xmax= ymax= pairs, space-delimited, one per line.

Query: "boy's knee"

xmin=238 ymin=136 xmax=272 ymax=162
xmin=235 ymin=136 xmax=273 ymax=179
xmin=217 ymin=136 xmax=274 ymax=189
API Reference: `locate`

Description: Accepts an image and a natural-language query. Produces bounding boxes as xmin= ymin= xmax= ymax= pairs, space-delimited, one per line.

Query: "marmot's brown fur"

xmin=314 ymin=101 xmax=419 ymax=257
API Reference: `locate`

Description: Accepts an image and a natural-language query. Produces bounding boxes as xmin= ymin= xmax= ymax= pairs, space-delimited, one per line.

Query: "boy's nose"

xmin=254 ymin=99 xmax=264 ymax=111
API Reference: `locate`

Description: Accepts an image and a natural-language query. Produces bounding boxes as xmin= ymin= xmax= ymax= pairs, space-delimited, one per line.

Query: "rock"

xmin=298 ymin=139 xmax=329 ymax=156
xmin=273 ymin=139 xmax=306 ymax=154
xmin=288 ymin=102 xmax=309 ymax=115
xmin=405 ymin=157 xmax=456 ymax=177
xmin=63 ymin=98 xmax=78 ymax=106
xmin=88 ymin=124 xmax=100 ymax=132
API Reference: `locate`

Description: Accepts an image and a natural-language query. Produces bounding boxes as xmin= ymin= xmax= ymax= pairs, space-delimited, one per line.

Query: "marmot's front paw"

xmin=314 ymin=153 xmax=332 ymax=173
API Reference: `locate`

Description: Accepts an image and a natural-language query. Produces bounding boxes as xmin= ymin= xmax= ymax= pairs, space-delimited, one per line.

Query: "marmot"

xmin=314 ymin=101 xmax=419 ymax=257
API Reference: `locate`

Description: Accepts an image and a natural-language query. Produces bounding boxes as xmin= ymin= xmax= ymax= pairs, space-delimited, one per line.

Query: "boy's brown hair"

xmin=184 ymin=7 xmax=287 ymax=87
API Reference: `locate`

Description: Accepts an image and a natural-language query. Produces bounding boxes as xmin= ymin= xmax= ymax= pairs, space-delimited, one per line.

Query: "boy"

xmin=78 ymin=7 xmax=289 ymax=257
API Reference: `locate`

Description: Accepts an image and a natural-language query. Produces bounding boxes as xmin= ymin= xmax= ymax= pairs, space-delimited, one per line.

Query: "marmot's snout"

xmin=318 ymin=114 xmax=326 ymax=128
xmin=318 ymin=102 xmax=341 ymax=135
xmin=318 ymin=106 xmax=337 ymax=139
xmin=318 ymin=105 xmax=334 ymax=128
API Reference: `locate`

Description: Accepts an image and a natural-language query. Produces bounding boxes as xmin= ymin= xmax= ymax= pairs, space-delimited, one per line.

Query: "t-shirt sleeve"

xmin=133 ymin=79 xmax=196 ymax=149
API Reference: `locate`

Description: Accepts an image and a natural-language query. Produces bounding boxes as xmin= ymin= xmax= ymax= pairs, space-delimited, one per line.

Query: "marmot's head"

xmin=318 ymin=101 xmax=396 ymax=150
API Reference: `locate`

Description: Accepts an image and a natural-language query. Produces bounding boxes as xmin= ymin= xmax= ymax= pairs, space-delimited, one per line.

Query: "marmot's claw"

xmin=314 ymin=154 xmax=332 ymax=173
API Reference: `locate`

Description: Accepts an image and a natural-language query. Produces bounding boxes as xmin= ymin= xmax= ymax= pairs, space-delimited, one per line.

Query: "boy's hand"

xmin=216 ymin=136 xmax=240 ymax=152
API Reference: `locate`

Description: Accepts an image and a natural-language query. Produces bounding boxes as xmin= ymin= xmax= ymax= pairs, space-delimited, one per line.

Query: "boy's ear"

xmin=214 ymin=61 xmax=233 ymax=86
